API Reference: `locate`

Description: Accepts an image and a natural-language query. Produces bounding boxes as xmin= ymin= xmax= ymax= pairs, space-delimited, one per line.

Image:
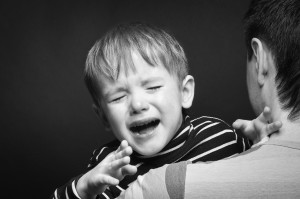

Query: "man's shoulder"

xmin=119 ymin=162 xmax=188 ymax=199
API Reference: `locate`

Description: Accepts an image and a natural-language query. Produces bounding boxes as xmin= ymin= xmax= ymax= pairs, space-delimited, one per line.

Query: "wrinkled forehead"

xmin=97 ymin=54 xmax=166 ymax=96
xmin=104 ymin=46 xmax=166 ymax=80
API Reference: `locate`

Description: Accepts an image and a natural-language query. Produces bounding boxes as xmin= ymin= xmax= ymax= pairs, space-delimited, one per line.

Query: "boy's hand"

xmin=76 ymin=140 xmax=137 ymax=199
xmin=232 ymin=107 xmax=282 ymax=145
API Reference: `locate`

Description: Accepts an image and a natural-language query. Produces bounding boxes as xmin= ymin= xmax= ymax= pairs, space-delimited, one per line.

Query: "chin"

xmin=134 ymin=144 xmax=164 ymax=156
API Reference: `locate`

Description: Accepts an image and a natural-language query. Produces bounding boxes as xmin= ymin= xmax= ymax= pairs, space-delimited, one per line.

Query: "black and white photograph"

xmin=2 ymin=0 xmax=300 ymax=198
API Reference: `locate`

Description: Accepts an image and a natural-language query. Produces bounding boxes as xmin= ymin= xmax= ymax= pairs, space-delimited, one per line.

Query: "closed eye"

xmin=110 ymin=95 xmax=125 ymax=103
xmin=147 ymin=86 xmax=162 ymax=93
xmin=147 ymin=86 xmax=162 ymax=91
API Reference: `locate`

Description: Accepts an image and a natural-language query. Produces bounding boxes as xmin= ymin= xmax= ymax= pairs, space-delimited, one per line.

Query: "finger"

xmin=121 ymin=165 xmax=138 ymax=176
xmin=110 ymin=156 xmax=131 ymax=170
xmin=103 ymin=151 xmax=118 ymax=163
xmin=114 ymin=146 xmax=133 ymax=160
xmin=115 ymin=140 xmax=129 ymax=155
xmin=265 ymin=121 xmax=282 ymax=134
xmin=100 ymin=175 xmax=119 ymax=186
xmin=259 ymin=106 xmax=271 ymax=122
xmin=232 ymin=119 xmax=248 ymax=130
xmin=120 ymin=140 xmax=129 ymax=150
xmin=115 ymin=140 xmax=126 ymax=153
xmin=104 ymin=146 xmax=131 ymax=165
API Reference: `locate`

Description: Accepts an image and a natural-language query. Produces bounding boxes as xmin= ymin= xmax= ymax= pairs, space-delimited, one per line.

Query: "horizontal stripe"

xmin=103 ymin=192 xmax=110 ymax=199
xmin=192 ymin=116 xmax=230 ymax=126
xmin=137 ymin=142 xmax=185 ymax=158
xmin=116 ymin=185 xmax=125 ymax=191
xmin=174 ymin=126 xmax=190 ymax=139
xmin=72 ymin=180 xmax=81 ymax=199
xmin=198 ymin=129 xmax=234 ymax=145
xmin=174 ymin=129 xmax=234 ymax=162
xmin=65 ymin=187 xmax=70 ymax=199
xmin=54 ymin=189 xmax=58 ymax=199
xmin=188 ymin=140 xmax=237 ymax=162
xmin=196 ymin=122 xmax=220 ymax=136
xmin=96 ymin=147 xmax=108 ymax=161
xmin=135 ymin=162 xmax=143 ymax=167
xmin=193 ymin=121 xmax=212 ymax=130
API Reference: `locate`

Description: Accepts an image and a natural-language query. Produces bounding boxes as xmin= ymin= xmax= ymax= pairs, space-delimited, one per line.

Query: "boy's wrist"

xmin=76 ymin=175 xmax=97 ymax=199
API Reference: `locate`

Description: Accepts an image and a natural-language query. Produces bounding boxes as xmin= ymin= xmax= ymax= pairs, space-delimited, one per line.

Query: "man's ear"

xmin=251 ymin=38 xmax=268 ymax=86
xmin=181 ymin=75 xmax=195 ymax=109
xmin=92 ymin=104 xmax=111 ymax=131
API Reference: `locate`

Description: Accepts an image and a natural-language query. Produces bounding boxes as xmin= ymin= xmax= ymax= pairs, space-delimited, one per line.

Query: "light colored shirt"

xmin=119 ymin=139 xmax=300 ymax=198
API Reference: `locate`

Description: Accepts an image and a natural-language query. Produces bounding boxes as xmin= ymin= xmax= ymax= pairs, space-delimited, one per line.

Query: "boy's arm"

xmin=50 ymin=140 xmax=137 ymax=199
xmin=50 ymin=175 xmax=84 ymax=199
xmin=233 ymin=107 xmax=282 ymax=145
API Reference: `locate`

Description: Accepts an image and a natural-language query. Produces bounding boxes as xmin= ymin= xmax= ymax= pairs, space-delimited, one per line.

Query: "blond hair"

xmin=84 ymin=22 xmax=188 ymax=106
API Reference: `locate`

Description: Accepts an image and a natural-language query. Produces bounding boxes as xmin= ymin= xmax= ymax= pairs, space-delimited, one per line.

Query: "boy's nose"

xmin=129 ymin=95 xmax=149 ymax=114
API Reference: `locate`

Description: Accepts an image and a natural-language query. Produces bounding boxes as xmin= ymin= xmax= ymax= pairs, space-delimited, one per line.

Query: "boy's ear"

xmin=251 ymin=38 xmax=268 ymax=86
xmin=181 ymin=75 xmax=195 ymax=109
xmin=92 ymin=104 xmax=111 ymax=131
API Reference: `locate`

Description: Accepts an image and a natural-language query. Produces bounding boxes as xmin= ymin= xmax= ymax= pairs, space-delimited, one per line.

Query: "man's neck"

xmin=270 ymin=114 xmax=300 ymax=142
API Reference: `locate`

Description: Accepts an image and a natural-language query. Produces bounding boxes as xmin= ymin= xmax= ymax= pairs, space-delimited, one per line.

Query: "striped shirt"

xmin=51 ymin=115 xmax=250 ymax=199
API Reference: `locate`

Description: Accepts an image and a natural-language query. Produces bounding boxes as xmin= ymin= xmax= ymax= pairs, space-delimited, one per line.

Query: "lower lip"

xmin=131 ymin=125 xmax=158 ymax=139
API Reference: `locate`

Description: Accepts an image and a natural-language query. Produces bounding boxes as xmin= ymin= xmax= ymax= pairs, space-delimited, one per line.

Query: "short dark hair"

xmin=84 ymin=22 xmax=188 ymax=107
xmin=244 ymin=0 xmax=300 ymax=120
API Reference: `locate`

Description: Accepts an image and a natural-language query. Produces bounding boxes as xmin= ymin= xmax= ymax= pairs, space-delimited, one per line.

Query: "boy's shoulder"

xmin=94 ymin=139 xmax=120 ymax=154
xmin=189 ymin=115 xmax=232 ymax=129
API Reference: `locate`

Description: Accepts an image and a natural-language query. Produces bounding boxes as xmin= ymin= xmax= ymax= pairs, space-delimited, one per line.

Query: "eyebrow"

xmin=140 ymin=77 xmax=164 ymax=86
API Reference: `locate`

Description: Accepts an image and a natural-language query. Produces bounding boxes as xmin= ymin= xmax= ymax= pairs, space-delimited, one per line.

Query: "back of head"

xmin=243 ymin=0 xmax=300 ymax=120
xmin=84 ymin=22 xmax=188 ymax=107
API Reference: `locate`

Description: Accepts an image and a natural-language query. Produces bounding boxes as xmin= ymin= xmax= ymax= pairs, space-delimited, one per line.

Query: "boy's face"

xmin=97 ymin=52 xmax=189 ymax=156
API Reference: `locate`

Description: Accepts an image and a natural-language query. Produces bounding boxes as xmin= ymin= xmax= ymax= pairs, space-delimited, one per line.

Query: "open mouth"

xmin=129 ymin=119 xmax=160 ymax=135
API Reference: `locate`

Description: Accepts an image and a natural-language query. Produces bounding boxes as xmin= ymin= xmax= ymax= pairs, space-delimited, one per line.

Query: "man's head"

xmin=243 ymin=0 xmax=300 ymax=120
xmin=84 ymin=22 xmax=195 ymax=155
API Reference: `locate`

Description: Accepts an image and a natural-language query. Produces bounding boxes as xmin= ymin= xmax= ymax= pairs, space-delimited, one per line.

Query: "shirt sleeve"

xmin=50 ymin=142 xmax=119 ymax=199
xmin=117 ymin=162 xmax=188 ymax=199
xmin=50 ymin=176 xmax=83 ymax=199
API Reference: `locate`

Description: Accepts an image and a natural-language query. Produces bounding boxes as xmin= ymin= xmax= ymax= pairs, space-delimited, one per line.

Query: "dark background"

xmin=2 ymin=0 xmax=253 ymax=198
